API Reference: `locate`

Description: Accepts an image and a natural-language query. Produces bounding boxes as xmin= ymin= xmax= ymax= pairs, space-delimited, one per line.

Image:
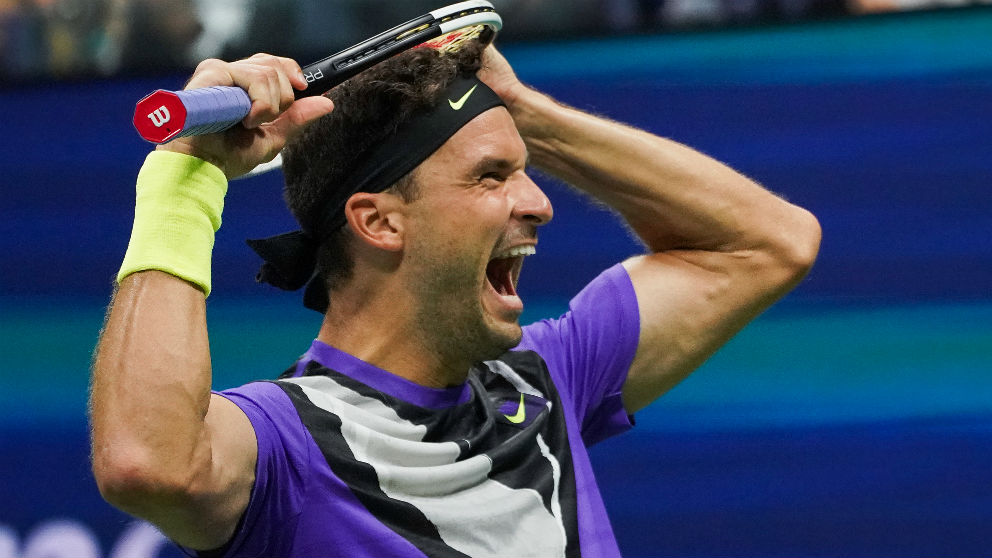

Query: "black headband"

xmin=246 ymin=75 xmax=506 ymax=313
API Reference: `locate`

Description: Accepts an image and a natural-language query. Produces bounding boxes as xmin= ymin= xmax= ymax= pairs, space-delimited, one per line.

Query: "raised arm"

xmin=480 ymin=47 xmax=821 ymax=413
xmin=90 ymin=55 xmax=334 ymax=550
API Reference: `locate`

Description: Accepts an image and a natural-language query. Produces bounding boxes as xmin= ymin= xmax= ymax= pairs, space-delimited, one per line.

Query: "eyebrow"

xmin=469 ymin=154 xmax=530 ymax=176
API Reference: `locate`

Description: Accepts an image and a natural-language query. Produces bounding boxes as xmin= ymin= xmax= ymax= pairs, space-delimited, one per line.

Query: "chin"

xmin=494 ymin=324 xmax=524 ymax=352
xmin=479 ymin=321 xmax=523 ymax=360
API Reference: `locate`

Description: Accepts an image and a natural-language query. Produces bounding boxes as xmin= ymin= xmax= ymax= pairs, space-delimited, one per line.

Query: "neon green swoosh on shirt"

xmin=504 ymin=393 xmax=526 ymax=424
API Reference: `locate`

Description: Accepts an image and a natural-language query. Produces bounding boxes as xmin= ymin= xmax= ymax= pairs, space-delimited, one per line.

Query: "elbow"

xmin=92 ymin=447 xmax=196 ymax=516
xmin=93 ymin=453 xmax=150 ymax=512
xmin=749 ymin=206 xmax=820 ymax=291
xmin=776 ymin=207 xmax=821 ymax=284
xmin=794 ymin=208 xmax=822 ymax=272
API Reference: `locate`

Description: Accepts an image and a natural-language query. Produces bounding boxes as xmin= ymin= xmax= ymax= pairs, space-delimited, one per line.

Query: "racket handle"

xmin=133 ymin=86 xmax=252 ymax=144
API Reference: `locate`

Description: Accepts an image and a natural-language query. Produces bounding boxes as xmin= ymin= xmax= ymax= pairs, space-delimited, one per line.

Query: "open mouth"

xmin=485 ymin=245 xmax=536 ymax=298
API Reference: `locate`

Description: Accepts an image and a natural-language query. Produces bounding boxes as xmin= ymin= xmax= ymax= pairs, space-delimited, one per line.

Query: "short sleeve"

xmin=518 ymin=263 xmax=640 ymax=446
xmin=209 ymin=382 xmax=311 ymax=557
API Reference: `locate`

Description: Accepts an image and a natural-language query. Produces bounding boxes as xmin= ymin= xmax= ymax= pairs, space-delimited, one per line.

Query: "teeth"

xmin=493 ymin=245 xmax=536 ymax=259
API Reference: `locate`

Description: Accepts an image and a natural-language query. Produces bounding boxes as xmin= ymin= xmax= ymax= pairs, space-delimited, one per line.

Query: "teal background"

xmin=2 ymin=8 xmax=991 ymax=556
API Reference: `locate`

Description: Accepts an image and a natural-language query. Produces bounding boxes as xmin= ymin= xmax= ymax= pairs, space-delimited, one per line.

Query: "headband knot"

xmin=246 ymin=75 xmax=506 ymax=313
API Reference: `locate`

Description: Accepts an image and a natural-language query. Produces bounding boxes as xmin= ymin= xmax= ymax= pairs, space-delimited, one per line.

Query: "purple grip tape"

xmin=133 ymin=86 xmax=252 ymax=144
xmin=175 ymin=86 xmax=252 ymax=137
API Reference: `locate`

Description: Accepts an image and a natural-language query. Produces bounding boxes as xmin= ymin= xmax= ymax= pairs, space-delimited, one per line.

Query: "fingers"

xmin=185 ymin=54 xmax=309 ymax=130
xmin=477 ymin=45 xmax=528 ymax=110
xmin=239 ymin=54 xmax=300 ymax=128
xmin=164 ymin=53 xmax=333 ymax=178
xmin=266 ymin=95 xmax=336 ymax=143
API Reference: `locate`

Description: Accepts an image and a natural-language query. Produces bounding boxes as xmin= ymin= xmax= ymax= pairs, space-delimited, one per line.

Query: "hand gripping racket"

xmin=132 ymin=0 xmax=501 ymax=146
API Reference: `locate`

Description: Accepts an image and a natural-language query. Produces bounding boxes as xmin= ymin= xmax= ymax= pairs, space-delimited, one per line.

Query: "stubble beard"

xmin=410 ymin=251 xmax=521 ymax=374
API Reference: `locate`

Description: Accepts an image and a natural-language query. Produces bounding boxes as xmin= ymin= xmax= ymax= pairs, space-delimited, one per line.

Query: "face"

xmin=400 ymin=107 xmax=554 ymax=363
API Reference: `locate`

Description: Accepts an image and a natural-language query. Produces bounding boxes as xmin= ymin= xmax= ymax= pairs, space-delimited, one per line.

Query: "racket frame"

xmin=238 ymin=2 xmax=501 ymax=179
xmin=296 ymin=0 xmax=500 ymax=99
xmin=133 ymin=0 xmax=501 ymax=169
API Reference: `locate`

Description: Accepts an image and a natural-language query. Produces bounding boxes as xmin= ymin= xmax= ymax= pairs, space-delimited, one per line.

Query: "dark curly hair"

xmin=281 ymin=40 xmax=486 ymax=296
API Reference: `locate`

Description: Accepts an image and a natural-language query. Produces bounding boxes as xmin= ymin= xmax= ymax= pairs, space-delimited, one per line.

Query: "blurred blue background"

xmin=2 ymin=4 xmax=992 ymax=557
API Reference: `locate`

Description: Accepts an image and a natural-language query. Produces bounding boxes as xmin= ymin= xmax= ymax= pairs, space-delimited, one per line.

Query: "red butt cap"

xmin=133 ymin=90 xmax=189 ymax=144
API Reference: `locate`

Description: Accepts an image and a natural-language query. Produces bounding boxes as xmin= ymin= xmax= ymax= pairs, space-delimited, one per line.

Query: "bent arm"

xmin=508 ymin=88 xmax=821 ymax=413
xmin=91 ymin=272 xmax=256 ymax=550
xmin=90 ymin=54 xmax=334 ymax=550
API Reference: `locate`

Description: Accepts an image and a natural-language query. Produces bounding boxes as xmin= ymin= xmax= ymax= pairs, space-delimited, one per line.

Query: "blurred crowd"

xmin=1 ymin=0 xmax=205 ymax=79
xmin=2 ymin=0 xmax=990 ymax=82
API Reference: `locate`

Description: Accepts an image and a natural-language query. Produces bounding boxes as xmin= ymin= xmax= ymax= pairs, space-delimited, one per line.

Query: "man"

xmin=91 ymin=41 xmax=819 ymax=557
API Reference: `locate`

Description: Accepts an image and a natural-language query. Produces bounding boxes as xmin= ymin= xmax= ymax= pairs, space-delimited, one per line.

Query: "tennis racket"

xmin=132 ymin=0 xmax=501 ymax=146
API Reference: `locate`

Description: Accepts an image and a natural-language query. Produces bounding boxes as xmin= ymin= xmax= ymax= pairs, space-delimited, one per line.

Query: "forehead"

xmin=422 ymin=107 xmax=526 ymax=171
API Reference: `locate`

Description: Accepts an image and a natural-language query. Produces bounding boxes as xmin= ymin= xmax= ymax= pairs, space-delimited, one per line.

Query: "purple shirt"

xmin=204 ymin=263 xmax=640 ymax=557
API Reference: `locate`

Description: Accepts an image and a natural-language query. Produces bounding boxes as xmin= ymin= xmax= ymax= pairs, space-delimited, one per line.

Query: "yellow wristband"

xmin=117 ymin=150 xmax=228 ymax=295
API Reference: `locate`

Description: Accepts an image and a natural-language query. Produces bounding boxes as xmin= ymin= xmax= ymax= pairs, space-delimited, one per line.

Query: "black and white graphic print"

xmin=274 ymin=351 xmax=580 ymax=557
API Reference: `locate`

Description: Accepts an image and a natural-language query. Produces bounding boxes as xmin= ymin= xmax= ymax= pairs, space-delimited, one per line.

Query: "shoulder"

xmin=215 ymin=380 xmax=312 ymax=464
xmin=217 ymin=380 xmax=298 ymax=419
xmin=520 ymin=263 xmax=638 ymax=352
xmin=517 ymin=262 xmax=639 ymax=388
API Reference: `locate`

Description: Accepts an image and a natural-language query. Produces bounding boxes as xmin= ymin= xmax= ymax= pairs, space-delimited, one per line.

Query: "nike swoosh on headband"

xmin=448 ymin=84 xmax=478 ymax=110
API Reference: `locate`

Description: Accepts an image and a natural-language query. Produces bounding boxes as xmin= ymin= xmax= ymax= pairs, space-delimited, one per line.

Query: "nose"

xmin=512 ymin=173 xmax=554 ymax=226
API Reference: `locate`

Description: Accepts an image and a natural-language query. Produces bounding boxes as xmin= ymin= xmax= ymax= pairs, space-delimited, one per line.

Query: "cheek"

xmin=408 ymin=192 xmax=509 ymax=256
xmin=439 ymin=203 xmax=505 ymax=245
xmin=406 ymin=219 xmax=477 ymax=277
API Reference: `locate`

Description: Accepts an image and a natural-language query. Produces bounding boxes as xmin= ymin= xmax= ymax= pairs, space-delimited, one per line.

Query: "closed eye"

xmin=471 ymin=155 xmax=522 ymax=187
xmin=480 ymin=172 xmax=507 ymax=186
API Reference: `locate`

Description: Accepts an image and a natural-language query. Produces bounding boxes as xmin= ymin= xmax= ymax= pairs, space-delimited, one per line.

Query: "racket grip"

xmin=133 ymin=86 xmax=252 ymax=144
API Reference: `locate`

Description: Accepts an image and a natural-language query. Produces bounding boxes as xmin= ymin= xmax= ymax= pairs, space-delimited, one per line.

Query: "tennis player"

xmin=91 ymin=42 xmax=819 ymax=557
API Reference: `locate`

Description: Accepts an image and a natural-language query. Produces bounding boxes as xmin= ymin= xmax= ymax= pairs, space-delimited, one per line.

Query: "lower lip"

xmin=485 ymin=280 xmax=524 ymax=315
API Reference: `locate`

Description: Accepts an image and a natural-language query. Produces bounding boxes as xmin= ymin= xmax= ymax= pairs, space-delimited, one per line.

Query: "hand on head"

xmin=477 ymin=45 xmax=529 ymax=113
xmin=159 ymin=53 xmax=336 ymax=179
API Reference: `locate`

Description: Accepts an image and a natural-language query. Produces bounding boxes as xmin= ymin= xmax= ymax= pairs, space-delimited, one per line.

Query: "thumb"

xmin=292 ymin=96 xmax=336 ymax=125
xmin=269 ymin=96 xmax=335 ymax=140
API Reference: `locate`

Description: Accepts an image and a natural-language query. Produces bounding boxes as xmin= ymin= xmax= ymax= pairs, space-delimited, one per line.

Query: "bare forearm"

xmin=91 ymin=271 xmax=212 ymax=498
xmin=511 ymin=89 xmax=815 ymax=256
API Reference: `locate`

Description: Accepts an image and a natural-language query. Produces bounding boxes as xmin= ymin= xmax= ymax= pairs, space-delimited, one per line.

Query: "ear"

xmin=343 ymin=192 xmax=405 ymax=252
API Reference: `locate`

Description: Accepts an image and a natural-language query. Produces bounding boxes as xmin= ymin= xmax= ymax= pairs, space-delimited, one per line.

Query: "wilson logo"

xmin=146 ymin=106 xmax=171 ymax=127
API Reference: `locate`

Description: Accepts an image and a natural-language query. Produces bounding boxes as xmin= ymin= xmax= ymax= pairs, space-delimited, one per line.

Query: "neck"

xmin=316 ymin=284 xmax=475 ymax=389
